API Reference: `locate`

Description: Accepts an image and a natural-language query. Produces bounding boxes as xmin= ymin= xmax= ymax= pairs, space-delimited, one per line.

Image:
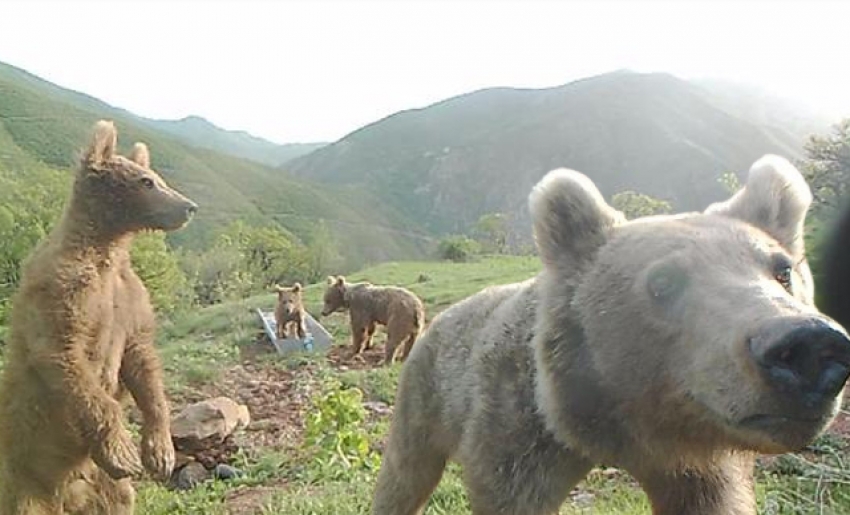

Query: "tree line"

xmin=1 ymin=119 xmax=848 ymax=323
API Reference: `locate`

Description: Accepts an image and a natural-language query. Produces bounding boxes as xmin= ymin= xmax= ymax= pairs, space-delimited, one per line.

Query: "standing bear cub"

xmin=275 ymin=282 xmax=307 ymax=339
xmin=322 ymin=276 xmax=424 ymax=365
xmin=373 ymin=156 xmax=850 ymax=515
xmin=0 ymin=121 xmax=197 ymax=515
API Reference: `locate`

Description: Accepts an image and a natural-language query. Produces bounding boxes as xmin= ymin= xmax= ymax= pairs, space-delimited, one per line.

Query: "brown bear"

xmin=0 ymin=121 xmax=198 ymax=515
xmin=372 ymin=155 xmax=850 ymax=515
xmin=274 ymin=282 xmax=307 ymax=339
xmin=321 ymin=276 xmax=425 ymax=365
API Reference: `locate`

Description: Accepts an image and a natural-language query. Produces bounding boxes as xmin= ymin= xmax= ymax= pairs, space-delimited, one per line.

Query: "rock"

xmin=170 ymin=462 xmax=210 ymax=491
xmin=213 ymin=463 xmax=244 ymax=481
xmin=171 ymin=397 xmax=251 ymax=451
xmin=173 ymin=452 xmax=195 ymax=470
xmin=363 ymin=401 xmax=393 ymax=416
xmin=570 ymin=491 xmax=595 ymax=506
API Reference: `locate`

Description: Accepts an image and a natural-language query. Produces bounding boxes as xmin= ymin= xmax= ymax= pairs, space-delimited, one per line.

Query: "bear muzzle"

xmin=749 ymin=316 xmax=850 ymax=413
xmin=155 ymin=199 xmax=198 ymax=231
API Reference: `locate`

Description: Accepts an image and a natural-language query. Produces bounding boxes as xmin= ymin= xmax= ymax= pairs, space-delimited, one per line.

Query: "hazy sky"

xmin=0 ymin=0 xmax=848 ymax=143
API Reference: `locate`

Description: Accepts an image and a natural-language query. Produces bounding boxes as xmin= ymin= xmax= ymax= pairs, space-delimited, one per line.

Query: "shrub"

xmin=437 ymin=235 xmax=480 ymax=263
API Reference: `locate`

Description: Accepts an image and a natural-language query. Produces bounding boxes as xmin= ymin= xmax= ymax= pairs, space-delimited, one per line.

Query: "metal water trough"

xmin=256 ymin=308 xmax=333 ymax=356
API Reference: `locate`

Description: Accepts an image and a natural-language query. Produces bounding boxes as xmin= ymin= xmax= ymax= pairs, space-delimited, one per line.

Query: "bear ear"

xmin=529 ymin=169 xmax=625 ymax=270
xmin=705 ymin=155 xmax=812 ymax=258
xmin=129 ymin=142 xmax=151 ymax=168
xmin=326 ymin=276 xmax=336 ymax=285
xmin=335 ymin=276 xmax=346 ymax=287
xmin=84 ymin=120 xmax=117 ymax=168
xmin=292 ymin=283 xmax=302 ymax=293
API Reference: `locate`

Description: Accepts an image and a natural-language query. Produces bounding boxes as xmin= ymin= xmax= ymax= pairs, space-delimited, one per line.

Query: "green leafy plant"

xmin=303 ymin=378 xmax=381 ymax=482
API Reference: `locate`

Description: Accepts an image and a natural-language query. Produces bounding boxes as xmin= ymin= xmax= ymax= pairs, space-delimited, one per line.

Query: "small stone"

xmin=571 ymin=492 xmax=595 ymax=506
xmin=170 ymin=462 xmax=210 ymax=491
xmin=363 ymin=401 xmax=393 ymax=416
xmin=602 ymin=467 xmax=619 ymax=477
xmin=213 ymin=463 xmax=244 ymax=481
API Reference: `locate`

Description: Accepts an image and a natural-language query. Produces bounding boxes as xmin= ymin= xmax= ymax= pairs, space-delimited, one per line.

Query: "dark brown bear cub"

xmin=322 ymin=276 xmax=424 ymax=365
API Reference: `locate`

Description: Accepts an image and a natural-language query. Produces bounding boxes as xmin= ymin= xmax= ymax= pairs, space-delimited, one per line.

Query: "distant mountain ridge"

xmin=0 ymin=60 xmax=836 ymax=259
xmin=0 ymin=60 xmax=428 ymax=267
xmin=285 ymin=70 xmax=833 ymax=234
xmin=145 ymin=115 xmax=325 ymax=167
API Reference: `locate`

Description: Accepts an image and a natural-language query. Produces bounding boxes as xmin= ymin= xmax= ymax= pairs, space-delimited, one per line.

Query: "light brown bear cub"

xmin=275 ymin=283 xmax=307 ymax=339
xmin=322 ymin=276 xmax=424 ymax=365
xmin=0 ymin=121 xmax=197 ymax=515
xmin=373 ymin=156 xmax=850 ymax=515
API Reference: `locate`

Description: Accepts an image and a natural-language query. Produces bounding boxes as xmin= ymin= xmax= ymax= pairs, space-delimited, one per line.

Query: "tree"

xmin=717 ymin=171 xmax=742 ymax=195
xmin=304 ymin=220 xmax=343 ymax=282
xmin=131 ymin=232 xmax=190 ymax=315
xmin=611 ymin=191 xmax=672 ymax=219
xmin=437 ymin=236 xmax=480 ymax=263
xmin=800 ymin=119 xmax=850 ymax=211
xmin=181 ymin=221 xmax=312 ymax=306
xmin=473 ymin=213 xmax=508 ymax=254
xmin=0 ymin=168 xmax=68 ymax=323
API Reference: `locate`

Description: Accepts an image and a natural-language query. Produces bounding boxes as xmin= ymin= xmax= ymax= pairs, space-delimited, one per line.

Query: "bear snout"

xmin=749 ymin=317 xmax=850 ymax=407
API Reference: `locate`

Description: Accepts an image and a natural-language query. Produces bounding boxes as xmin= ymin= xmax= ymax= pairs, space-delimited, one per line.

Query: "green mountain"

xmin=285 ymin=70 xmax=832 ymax=234
xmin=0 ymin=60 xmax=430 ymax=266
xmin=144 ymin=115 xmax=325 ymax=167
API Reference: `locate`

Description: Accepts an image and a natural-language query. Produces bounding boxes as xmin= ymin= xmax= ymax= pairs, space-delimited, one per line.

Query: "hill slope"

xmin=286 ymin=70 xmax=830 ymax=234
xmin=0 ymin=60 xmax=429 ymax=265
xmin=144 ymin=115 xmax=325 ymax=167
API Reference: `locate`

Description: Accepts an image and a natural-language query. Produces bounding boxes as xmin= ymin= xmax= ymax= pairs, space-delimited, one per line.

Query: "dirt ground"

xmin=170 ymin=335 xmax=850 ymax=514
xmin=170 ymin=335 xmax=394 ymax=514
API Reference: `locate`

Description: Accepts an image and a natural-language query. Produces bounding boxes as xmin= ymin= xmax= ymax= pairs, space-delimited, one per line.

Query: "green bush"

xmin=131 ymin=232 xmax=191 ymax=315
xmin=303 ymin=378 xmax=381 ymax=482
xmin=437 ymin=235 xmax=480 ymax=263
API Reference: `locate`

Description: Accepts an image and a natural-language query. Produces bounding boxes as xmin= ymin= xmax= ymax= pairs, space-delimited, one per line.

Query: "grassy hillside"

xmin=286 ymin=70 xmax=830 ymax=235
xmin=126 ymin=256 xmax=850 ymax=514
xmin=0 ymin=60 xmax=429 ymax=265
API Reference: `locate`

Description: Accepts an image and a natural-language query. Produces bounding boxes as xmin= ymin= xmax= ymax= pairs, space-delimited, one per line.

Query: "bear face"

xmin=532 ymin=155 xmax=850 ymax=468
xmin=321 ymin=276 xmax=348 ymax=316
xmin=275 ymin=283 xmax=304 ymax=317
xmin=76 ymin=121 xmax=198 ymax=237
xmin=275 ymin=283 xmax=306 ymax=339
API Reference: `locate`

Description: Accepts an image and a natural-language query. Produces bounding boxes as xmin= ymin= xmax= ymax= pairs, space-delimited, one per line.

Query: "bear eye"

xmin=647 ymin=264 xmax=687 ymax=302
xmin=139 ymin=177 xmax=155 ymax=189
xmin=774 ymin=265 xmax=793 ymax=292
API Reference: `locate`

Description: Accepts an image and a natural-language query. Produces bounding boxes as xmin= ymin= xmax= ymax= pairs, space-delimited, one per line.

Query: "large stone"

xmin=171 ymin=397 xmax=250 ymax=451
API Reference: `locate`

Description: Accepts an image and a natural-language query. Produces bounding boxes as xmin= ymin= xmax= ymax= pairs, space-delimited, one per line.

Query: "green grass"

xmin=123 ymin=255 xmax=850 ymax=513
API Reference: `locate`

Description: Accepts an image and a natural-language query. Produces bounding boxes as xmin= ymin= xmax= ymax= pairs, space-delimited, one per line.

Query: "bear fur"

xmin=0 ymin=121 xmax=198 ymax=515
xmin=820 ymin=198 xmax=850 ymax=330
xmin=372 ymin=155 xmax=850 ymax=515
xmin=321 ymin=276 xmax=424 ymax=365
xmin=274 ymin=283 xmax=307 ymax=339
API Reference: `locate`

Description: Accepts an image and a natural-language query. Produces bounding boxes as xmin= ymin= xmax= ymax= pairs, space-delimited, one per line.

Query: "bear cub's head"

xmin=275 ymin=283 xmax=304 ymax=317
xmin=321 ymin=276 xmax=348 ymax=317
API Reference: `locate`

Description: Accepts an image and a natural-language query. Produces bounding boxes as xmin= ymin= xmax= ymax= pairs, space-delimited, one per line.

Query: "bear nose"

xmin=186 ymin=202 xmax=199 ymax=216
xmin=750 ymin=318 xmax=850 ymax=405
